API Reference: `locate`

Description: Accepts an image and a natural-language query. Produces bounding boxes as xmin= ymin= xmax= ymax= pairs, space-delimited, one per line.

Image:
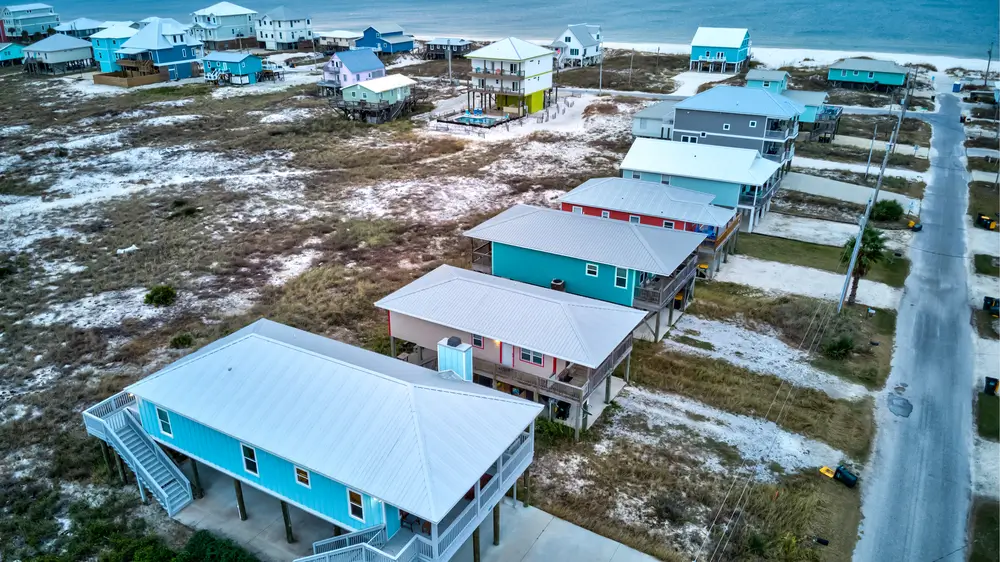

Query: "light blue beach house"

xmin=0 ymin=41 xmax=24 ymax=65
xmin=319 ymin=47 xmax=385 ymax=92
xmin=689 ymin=27 xmax=750 ymax=73
xmin=355 ymin=23 xmax=415 ymax=54
xmin=827 ymin=58 xmax=909 ymax=91
xmin=377 ymin=264 xmax=645 ymax=439
xmin=189 ymin=1 xmax=257 ymax=51
xmin=1 ymin=3 xmax=59 ymax=38
xmin=620 ymin=137 xmax=782 ymax=233
xmin=54 ymin=16 xmax=104 ymax=39
xmin=90 ymin=25 xmax=138 ymax=73
xmin=465 ymin=204 xmax=705 ymax=341
xmin=202 ymin=51 xmax=262 ymax=85
xmin=745 ymin=69 xmax=842 ymax=140
xmin=83 ymin=319 xmax=542 ymax=562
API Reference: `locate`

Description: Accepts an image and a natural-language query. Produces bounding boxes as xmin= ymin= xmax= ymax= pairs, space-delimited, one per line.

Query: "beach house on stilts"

xmin=465 ymin=37 xmax=556 ymax=117
xmin=689 ymin=27 xmax=750 ymax=73
xmin=82 ymin=319 xmax=542 ymax=562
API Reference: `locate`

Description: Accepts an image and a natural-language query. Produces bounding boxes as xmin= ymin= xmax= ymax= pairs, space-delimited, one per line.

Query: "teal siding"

xmin=491 ymin=243 xmax=635 ymax=307
xmin=746 ymin=78 xmax=786 ymax=95
xmin=827 ymin=68 xmax=906 ymax=86
xmin=137 ymin=399 xmax=393 ymax=535
xmin=0 ymin=43 xmax=23 ymax=63
xmin=621 ymin=169 xmax=741 ymax=208
xmin=91 ymin=37 xmax=129 ymax=73
xmin=690 ymin=33 xmax=750 ymax=64
xmin=798 ymin=104 xmax=819 ymax=123
xmin=204 ymin=56 xmax=264 ymax=84
xmin=343 ymin=83 xmax=411 ymax=104
xmin=385 ymin=505 xmax=401 ymax=538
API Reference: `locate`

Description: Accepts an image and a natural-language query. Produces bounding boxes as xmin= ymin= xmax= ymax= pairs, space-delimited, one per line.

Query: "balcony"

xmin=816 ymin=105 xmax=843 ymax=122
xmin=632 ymin=256 xmax=698 ymax=311
xmin=471 ymin=66 xmax=525 ymax=79
xmin=738 ymin=182 xmax=778 ymax=207
xmin=468 ymin=82 xmax=525 ymax=95
xmin=697 ymin=55 xmax=726 ymax=62
xmin=471 ymin=239 xmax=491 ymax=274
xmin=699 ymin=215 xmax=742 ymax=251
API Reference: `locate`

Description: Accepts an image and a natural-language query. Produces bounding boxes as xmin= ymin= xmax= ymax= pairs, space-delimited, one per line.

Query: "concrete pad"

xmin=755 ymin=212 xmax=913 ymax=254
xmin=833 ymin=134 xmax=929 ymax=158
xmin=783 ymin=171 xmax=922 ymax=214
xmin=670 ymin=71 xmax=734 ymax=96
xmin=585 ymin=376 xmax=627 ymax=430
xmin=522 ymin=516 xmax=622 ymax=561
xmin=634 ymin=308 xmax=684 ymax=342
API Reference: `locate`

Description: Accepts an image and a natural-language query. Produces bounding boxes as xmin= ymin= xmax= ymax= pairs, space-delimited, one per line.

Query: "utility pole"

xmin=598 ymin=50 xmax=603 ymax=93
xmin=986 ymin=41 xmax=994 ymax=87
xmin=446 ymin=38 xmax=452 ymax=84
xmin=655 ymin=46 xmax=660 ymax=71
xmin=627 ymin=49 xmax=634 ymax=88
xmin=837 ymin=78 xmax=910 ymax=313
xmin=864 ymin=123 xmax=879 ymax=179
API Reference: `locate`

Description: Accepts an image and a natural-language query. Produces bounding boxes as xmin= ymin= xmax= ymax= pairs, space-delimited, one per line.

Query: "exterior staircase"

xmin=83 ymin=392 xmax=194 ymax=516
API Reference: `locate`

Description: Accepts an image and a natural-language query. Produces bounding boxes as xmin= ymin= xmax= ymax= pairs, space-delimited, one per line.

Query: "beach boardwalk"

xmin=689 ymin=26 xmax=750 ymax=73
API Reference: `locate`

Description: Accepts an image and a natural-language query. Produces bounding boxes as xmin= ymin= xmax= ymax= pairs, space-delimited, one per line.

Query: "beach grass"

xmin=969 ymin=156 xmax=1000 ymax=173
xmin=971 ymin=499 xmax=1000 ymax=562
xmin=968 ymin=181 xmax=1000 ymax=219
xmin=792 ymin=167 xmax=926 ymax=199
xmin=836 ymin=115 xmax=932 ymax=146
xmin=975 ymin=254 xmax=1000 ymax=277
xmin=793 ymin=142 xmax=930 ymax=172
xmin=978 ymin=393 xmax=1000 ymax=440
xmin=553 ymin=50 xmax=688 ymax=93
xmin=966 ymin=136 xmax=999 ymax=150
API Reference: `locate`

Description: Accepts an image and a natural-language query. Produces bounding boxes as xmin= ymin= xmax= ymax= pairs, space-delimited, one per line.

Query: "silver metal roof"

xmin=676 ymin=85 xmax=804 ymax=118
xmin=464 ymin=204 xmax=706 ymax=276
xmin=782 ymin=89 xmax=829 ymax=107
xmin=376 ymin=265 xmax=646 ymax=368
xmin=127 ymin=319 xmax=542 ymax=524
xmin=567 ymin=24 xmax=599 ymax=48
xmin=559 ymin=177 xmax=736 ymax=227
xmin=621 ymin=137 xmax=781 ymax=186
xmin=634 ymin=99 xmax=677 ymax=120
xmin=746 ymin=69 xmax=789 ymax=82
xmin=829 ymin=58 xmax=908 ymax=75
xmin=23 ymin=33 xmax=92 ymax=52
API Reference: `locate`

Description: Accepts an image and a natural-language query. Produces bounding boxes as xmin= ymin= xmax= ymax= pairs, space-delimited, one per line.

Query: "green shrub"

xmin=871 ymin=199 xmax=904 ymax=221
xmin=175 ymin=530 xmax=261 ymax=562
xmin=533 ymin=418 xmax=577 ymax=450
xmin=144 ymin=285 xmax=177 ymax=307
xmin=822 ymin=335 xmax=855 ymax=360
xmin=169 ymin=333 xmax=194 ymax=349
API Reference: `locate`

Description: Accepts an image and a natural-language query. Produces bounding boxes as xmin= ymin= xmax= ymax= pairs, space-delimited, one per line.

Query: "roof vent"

xmin=446 ymin=335 xmax=462 ymax=347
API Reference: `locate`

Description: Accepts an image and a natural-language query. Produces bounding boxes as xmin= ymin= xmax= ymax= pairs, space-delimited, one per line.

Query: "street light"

xmin=864 ymin=123 xmax=879 ymax=179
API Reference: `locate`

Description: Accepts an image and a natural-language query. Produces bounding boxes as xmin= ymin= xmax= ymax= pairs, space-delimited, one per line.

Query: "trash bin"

xmin=834 ymin=466 xmax=858 ymax=488
xmin=984 ymin=296 xmax=998 ymax=311
xmin=987 ymin=377 xmax=999 ymax=396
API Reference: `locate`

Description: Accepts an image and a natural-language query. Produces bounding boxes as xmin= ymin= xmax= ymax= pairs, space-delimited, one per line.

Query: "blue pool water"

xmin=455 ymin=115 xmax=499 ymax=126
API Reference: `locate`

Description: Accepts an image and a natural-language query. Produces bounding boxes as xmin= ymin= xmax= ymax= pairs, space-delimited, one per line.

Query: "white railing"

xmin=299 ymin=532 xmax=431 ymax=562
xmin=314 ymin=525 xmax=386 ymax=554
xmin=436 ymin=500 xmax=478 ymax=557
xmin=479 ymin=475 xmax=500 ymax=511
xmin=83 ymin=391 xmax=136 ymax=439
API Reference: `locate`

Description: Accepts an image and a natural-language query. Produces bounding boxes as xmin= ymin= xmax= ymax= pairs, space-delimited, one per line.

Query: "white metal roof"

xmin=90 ymin=25 xmax=139 ymax=39
xmin=23 ymin=33 xmax=92 ymax=52
xmin=193 ymin=1 xmax=256 ymax=16
xmin=676 ymin=85 xmax=803 ymax=118
xmin=566 ymin=24 xmax=600 ymax=48
xmin=315 ymin=29 xmax=361 ymax=39
xmin=203 ymin=51 xmax=256 ymax=62
xmin=376 ymin=265 xmax=646 ymax=369
xmin=746 ymin=69 xmax=789 ymax=82
xmin=5 ymin=3 xmax=51 ymax=10
xmin=55 ymin=17 xmax=104 ymax=31
xmin=782 ymin=89 xmax=829 ymax=107
xmin=466 ymin=37 xmax=552 ymax=61
xmin=691 ymin=27 xmax=749 ymax=48
xmin=559 ymin=177 xmax=737 ymax=227
xmin=120 ymin=17 xmax=200 ymax=51
xmin=368 ymin=23 xmax=403 ymax=34
xmin=353 ymin=74 xmax=416 ymax=93
xmin=464 ymin=204 xmax=706 ymax=276
xmin=634 ymin=99 xmax=677 ymax=120
xmin=829 ymin=58 xmax=908 ymax=75
xmin=620 ymin=137 xmax=781 ymax=187
xmin=99 ymin=20 xmax=136 ymax=28
xmin=127 ymin=319 xmax=542 ymax=524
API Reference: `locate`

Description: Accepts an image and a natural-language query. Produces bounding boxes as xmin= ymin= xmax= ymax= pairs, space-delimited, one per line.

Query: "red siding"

xmin=560 ymin=202 xmax=698 ymax=232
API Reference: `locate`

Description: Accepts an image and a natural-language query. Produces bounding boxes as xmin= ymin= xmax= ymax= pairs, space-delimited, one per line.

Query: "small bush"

xmin=533 ymin=418 xmax=577 ymax=450
xmin=176 ymin=530 xmax=261 ymax=562
xmin=822 ymin=335 xmax=855 ymax=360
xmin=144 ymin=285 xmax=177 ymax=307
xmin=169 ymin=333 xmax=194 ymax=349
xmin=871 ymin=199 xmax=904 ymax=221
xmin=651 ymin=492 xmax=689 ymax=524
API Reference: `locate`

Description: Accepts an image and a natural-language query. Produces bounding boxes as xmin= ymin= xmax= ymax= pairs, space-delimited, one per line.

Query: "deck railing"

xmin=633 ymin=257 xmax=698 ymax=310
xmin=697 ymin=55 xmax=726 ymax=62
xmin=313 ymin=525 xmax=386 ymax=554
xmin=83 ymin=391 xmax=136 ymax=439
xmin=738 ymin=182 xmax=778 ymax=207
xmin=471 ymin=67 xmax=524 ymax=78
xmin=472 ymin=358 xmax=586 ymax=402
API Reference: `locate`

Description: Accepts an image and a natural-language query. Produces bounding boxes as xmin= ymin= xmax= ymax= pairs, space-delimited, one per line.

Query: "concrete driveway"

xmin=782 ymin=171 xmax=921 ymax=213
xmin=453 ymin=501 xmax=657 ymax=562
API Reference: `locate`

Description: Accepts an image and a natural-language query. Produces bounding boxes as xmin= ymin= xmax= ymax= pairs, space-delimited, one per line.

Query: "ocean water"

xmin=54 ymin=0 xmax=997 ymax=58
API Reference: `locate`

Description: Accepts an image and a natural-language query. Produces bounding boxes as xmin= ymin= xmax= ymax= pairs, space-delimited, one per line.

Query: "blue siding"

xmin=746 ymin=79 xmax=785 ymax=95
xmin=204 ymin=56 xmax=263 ymax=84
xmin=356 ymin=27 xmax=413 ymax=53
xmin=0 ymin=43 xmax=24 ymax=63
xmin=491 ymin=243 xmax=635 ymax=307
xmin=827 ymin=68 xmax=906 ymax=86
xmin=437 ymin=342 xmax=473 ymax=381
xmin=137 ymin=399 xmax=393 ymax=535
xmin=690 ymin=33 xmax=750 ymax=64
xmin=621 ymin=168 xmax=742 ymax=208
xmin=797 ymin=104 xmax=819 ymax=123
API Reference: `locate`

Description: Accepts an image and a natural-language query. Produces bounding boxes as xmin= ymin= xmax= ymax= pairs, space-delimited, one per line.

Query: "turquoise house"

xmin=341 ymin=74 xmax=416 ymax=105
xmin=828 ymin=58 xmax=908 ymax=90
xmin=465 ymin=204 xmax=706 ymax=340
xmin=0 ymin=42 xmax=24 ymax=65
xmin=745 ymin=69 xmax=789 ymax=94
xmin=90 ymin=25 xmax=138 ymax=73
xmin=202 ymin=52 xmax=263 ymax=85
xmin=744 ymin=68 xmax=842 ymax=129
xmin=689 ymin=27 xmax=750 ymax=73
xmin=83 ymin=319 xmax=541 ymax=562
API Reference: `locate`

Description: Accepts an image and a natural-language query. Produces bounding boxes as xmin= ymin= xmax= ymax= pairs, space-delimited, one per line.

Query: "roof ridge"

xmin=467 ymin=204 xmax=540 ymax=234
xmin=627 ymin=222 xmax=671 ymax=273
xmin=557 ymin=302 xmax=598 ymax=365
xmin=405 ymin=383 xmax=438 ymax=518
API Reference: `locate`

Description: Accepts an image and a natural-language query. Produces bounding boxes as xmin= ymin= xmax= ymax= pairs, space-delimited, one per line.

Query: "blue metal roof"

xmin=202 ymin=51 xmax=256 ymax=63
xmin=676 ymin=85 xmax=804 ymax=118
xmin=336 ymin=48 xmax=384 ymax=73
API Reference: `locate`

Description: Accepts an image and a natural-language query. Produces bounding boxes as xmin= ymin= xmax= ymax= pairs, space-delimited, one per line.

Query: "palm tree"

xmin=841 ymin=226 xmax=887 ymax=305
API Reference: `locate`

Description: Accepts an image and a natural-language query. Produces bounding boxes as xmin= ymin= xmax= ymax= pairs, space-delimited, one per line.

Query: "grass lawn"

xmin=737 ymin=233 xmax=910 ymax=287
xmin=966 ymin=136 xmax=999 ymax=150
xmin=794 ymin=142 xmax=930 ymax=172
xmin=975 ymin=254 xmax=1000 ymax=277
xmin=836 ymin=115 xmax=932 ymax=146
xmin=971 ymin=106 xmax=1000 ymax=120
xmin=977 ymin=393 xmax=1000 ymax=440
xmin=970 ymin=499 xmax=1000 ymax=562
xmin=973 ymin=308 xmax=1000 ymax=340
xmin=969 ymin=181 xmax=1000 ymax=221
xmin=793 ymin=167 xmax=926 ymax=199
xmin=553 ymin=50 xmax=689 ymax=93
xmin=969 ymin=156 xmax=1000 ymax=173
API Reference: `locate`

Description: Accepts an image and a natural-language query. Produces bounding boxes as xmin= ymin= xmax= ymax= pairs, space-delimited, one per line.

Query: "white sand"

xmin=665 ymin=315 xmax=871 ymax=400
xmin=968 ymin=272 xmax=1000 ymax=308
xmin=670 ymin=71 xmax=734 ymax=96
xmin=793 ymin=157 xmax=926 ymax=182
xmin=715 ymin=255 xmax=903 ymax=309
xmin=755 ymin=213 xmax=913 ymax=254
xmin=973 ymin=437 xmax=999 ymax=499
xmin=968 ymin=219 xmax=1000 ymax=258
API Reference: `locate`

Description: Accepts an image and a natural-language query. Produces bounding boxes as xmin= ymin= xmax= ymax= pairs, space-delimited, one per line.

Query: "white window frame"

xmin=472 ymin=334 xmax=484 ymax=348
xmin=631 ymin=171 xmax=640 ymax=179
xmin=600 ymin=210 xmax=610 ymax=218
xmin=614 ymin=267 xmax=628 ymax=289
xmin=841 ymin=69 xmax=847 ymax=77
xmin=722 ymin=123 xmax=730 ymax=131
xmin=749 ymin=120 xmax=757 ymax=128
xmin=868 ymin=71 xmax=874 ymax=79
xmin=294 ymin=466 xmax=311 ymax=488
xmin=628 ymin=215 xmax=640 ymax=224
xmin=585 ymin=263 xmax=599 ymax=277
xmin=715 ymin=51 xmax=724 ymax=59
xmin=662 ymin=220 xmax=675 ymax=229
xmin=241 ymin=443 xmax=259 ymax=475
xmin=520 ymin=347 xmax=544 ymax=366
xmin=700 ymin=131 xmax=707 ymax=138
xmin=762 ymin=80 xmax=770 ymax=87
xmin=348 ymin=489 xmax=365 ymax=522
xmin=155 ymin=406 xmax=172 ymax=437
xmin=571 ymin=205 xmax=583 ymax=214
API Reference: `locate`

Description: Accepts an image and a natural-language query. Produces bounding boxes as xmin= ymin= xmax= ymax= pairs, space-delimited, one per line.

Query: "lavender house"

xmin=318 ymin=48 xmax=384 ymax=95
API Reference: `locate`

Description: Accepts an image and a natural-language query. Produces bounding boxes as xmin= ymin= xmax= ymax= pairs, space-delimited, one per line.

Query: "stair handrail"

xmin=105 ymin=419 xmax=172 ymax=510
xmin=312 ymin=524 xmax=385 ymax=554
xmin=122 ymin=409 xmax=192 ymax=509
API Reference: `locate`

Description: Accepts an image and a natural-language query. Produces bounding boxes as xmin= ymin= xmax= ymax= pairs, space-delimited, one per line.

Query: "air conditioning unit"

xmin=550 ymin=279 xmax=565 ymax=292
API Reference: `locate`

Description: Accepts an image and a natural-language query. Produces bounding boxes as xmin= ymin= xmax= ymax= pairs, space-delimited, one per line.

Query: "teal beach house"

xmin=744 ymin=69 xmax=842 ymax=140
xmin=689 ymin=27 xmax=750 ymax=73
xmin=828 ymin=58 xmax=909 ymax=90
xmin=83 ymin=319 xmax=541 ymax=562
xmin=89 ymin=25 xmax=138 ymax=73
xmin=465 ymin=204 xmax=705 ymax=341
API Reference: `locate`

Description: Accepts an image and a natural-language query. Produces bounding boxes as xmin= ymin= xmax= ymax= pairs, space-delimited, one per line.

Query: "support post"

xmin=624 ymin=354 xmax=632 ymax=384
xmin=281 ymin=500 xmax=295 ymax=543
xmin=138 ymin=480 xmax=149 ymax=505
xmin=99 ymin=441 xmax=114 ymax=477
xmin=234 ymin=479 xmax=247 ymax=521
xmin=493 ymin=502 xmax=501 ymax=546
xmin=190 ymin=460 xmax=204 ymax=499
xmin=389 ymin=336 xmax=396 ymax=358
xmin=604 ymin=374 xmax=612 ymax=404
xmin=472 ymin=527 xmax=481 ymax=562
xmin=116 ymin=452 xmax=128 ymax=484
xmin=653 ymin=309 xmax=661 ymax=342
xmin=523 ymin=468 xmax=531 ymax=507
xmin=574 ymin=402 xmax=583 ymax=440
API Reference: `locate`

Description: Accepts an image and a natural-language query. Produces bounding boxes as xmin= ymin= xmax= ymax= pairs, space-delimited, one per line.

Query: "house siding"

xmin=689 ymin=33 xmax=750 ymax=64
xmin=0 ymin=42 xmax=24 ymax=63
xmin=23 ymin=45 xmax=92 ymax=65
xmin=559 ymin=202 xmax=702 ymax=232
xmin=91 ymin=37 xmax=129 ymax=72
xmin=618 ymin=169 xmax=742 ymax=208
xmin=324 ymin=52 xmax=385 ymax=86
xmin=204 ymin=56 xmax=262 ymax=83
xmin=798 ymin=104 xmax=819 ymax=123
xmin=491 ymin=243 xmax=635 ymax=307
xmin=632 ymin=116 xmax=670 ymax=139
xmin=745 ymin=78 xmax=786 ymax=94
xmin=674 ymin=108 xmax=769 ymax=142
xmin=827 ymin=68 xmax=906 ymax=86
xmin=356 ymin=27 xmax=414 ymax=53
xmin=137 ymin=398 xmax=390 ymax=535
xmin=342 ymin=84 xmax=410 ymax=104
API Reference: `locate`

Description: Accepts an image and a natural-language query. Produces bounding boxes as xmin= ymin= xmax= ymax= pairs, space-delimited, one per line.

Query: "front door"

xmin=501 ymin=343 xmax=514 ymax=367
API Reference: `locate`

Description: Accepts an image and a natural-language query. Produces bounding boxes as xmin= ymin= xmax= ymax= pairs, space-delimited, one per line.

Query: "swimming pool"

xmin=454 ymin=115 xmax=499 ymax=126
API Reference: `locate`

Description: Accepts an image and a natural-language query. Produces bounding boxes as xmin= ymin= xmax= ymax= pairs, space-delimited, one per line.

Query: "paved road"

xmin=853 ymin=93 xmax=974 ymax=560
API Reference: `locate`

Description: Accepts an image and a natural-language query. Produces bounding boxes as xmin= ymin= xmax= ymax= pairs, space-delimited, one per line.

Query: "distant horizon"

xmin=45 ymin=0 xmax=999 ymax=59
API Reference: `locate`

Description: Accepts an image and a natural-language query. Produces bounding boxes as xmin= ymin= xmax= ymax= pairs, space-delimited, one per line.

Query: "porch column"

xmin=138 ymin=480 xmax=149 ymax=505
xmin=604 ymin=375 xmax=612 ymax=404
xmin=472 ymin=527 xmax=481 ymax=562
xmin=624 ymin=354 xmax=632 ymax=384
xmin=431 ymin=524 xmax=439 ymax=558
xmin=190 ymin=460 xmax=204 ymax=499
xmin=116 ymin=452 xmax=128 ymax=484
xmin=653 ymin=309 xmax=662 ymax=342
xmin=99 ymin=441 xmax=114 ymax=478
xmin=234 ymin=479 xmax=248 ymax=521
xmin=574 ymin=402 xmax=583 ymax=440
xmin=492 ymin=503 xmax=501 ymax=545
xmin=281 ymin=500 xmax=295 ymax=543
xmin=667 ymin=304 xmax=674 ymax=331
xmin=389 ymin=336 xmax=396 ymax=358
xmin=523 ymin=468 xmax=531 ymax=507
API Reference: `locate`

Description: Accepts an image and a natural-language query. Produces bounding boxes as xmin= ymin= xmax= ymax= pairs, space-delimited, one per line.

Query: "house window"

xmin=572 ymin=205 xmax=583 ymax=214
xmin=520 ymin=348 xmax=543 ymax=366
xmin=564 ymin=35 xmax=571 ymax=42
xmin=348 ymin=490 xmax=364 ymax=521
xmin=472 ymin=334 xmax=484 ymax=348
xmin=355 ymin=73 xmax=359 ymax=80
xmin=585 ymin=263 xmax=599 ymax=277
xmin=614 ymin=267 xmax=628 ymax=289
xmin=155 ymin=407 xmax=172 ymax=436
xmin=723 ymin=123 xmax=730 ymax=131
xmin=868 ymin=71 xmax=874 ymax=79
xmin=294 ymin=466 xmax=310 ymax=488
xmin=629 ymin=215 xmax=640 ymax=223
xmin=631 ymin=171 xmax=641 ymax=179
xmin=705 ymin=50 xmax=710 ymax=56
xmin=601 ymin=210 xmax=610 ymax=218
xmin=749 ymin=120 xmax=757 ymax=128
xmin=569 ymin=48 xmax=579 ymax=55
xmin=639 ymin=117 xmax=648 ymax=129
xmin=762 ymin=81 xmax=770 ymax=87
xmin=700 ymin=131 xmax=707 ymax=137
xmin=853 ymin=70 xmax=859 ymax=76
xmin=661 ymin=177 xmax=670 ymax=185
xmin=663 ymin=220 xmax=675 ymax=229
xmin=241 ymin=444 xmax=258 ymax=475
xmin=681 ymin=135 xmax=698 ymax=143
